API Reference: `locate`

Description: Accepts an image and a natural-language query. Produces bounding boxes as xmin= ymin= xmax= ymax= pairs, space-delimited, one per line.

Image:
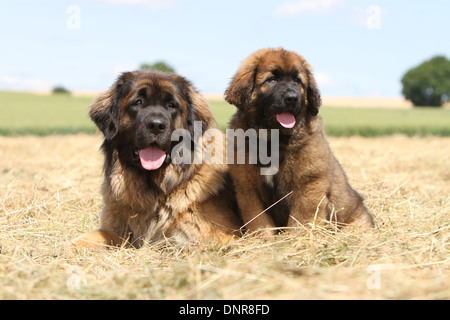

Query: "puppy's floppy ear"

xmin=292 ymin=50 xmax=322 ymax=117
xmin=89 ymin=72 xmax=135 ymax=140
xmin=306 ymin=71 xmax=322 ymax=117
xmin=224 ymin=62 xmax=258 ymax=111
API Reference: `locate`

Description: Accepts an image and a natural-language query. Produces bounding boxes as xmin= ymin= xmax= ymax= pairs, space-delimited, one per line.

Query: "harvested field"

xmin=0 ymin=134 xmax=449 ymax=299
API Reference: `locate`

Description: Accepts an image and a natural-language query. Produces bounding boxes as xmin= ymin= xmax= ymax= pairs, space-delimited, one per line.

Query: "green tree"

xmin=52 ymin=86 xmax=70 ymax=95
xmin=401 ymin=56 xmax=450 ymax=107
xmin=139 ymin=61 xmax=175 ymax=73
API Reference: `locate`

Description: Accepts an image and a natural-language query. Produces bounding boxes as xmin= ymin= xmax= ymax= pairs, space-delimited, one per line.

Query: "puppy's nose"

xmin=147 ymin=118 xmax=167 ymax=134
xmin=284 ymin=93 xmax=299 ymax=105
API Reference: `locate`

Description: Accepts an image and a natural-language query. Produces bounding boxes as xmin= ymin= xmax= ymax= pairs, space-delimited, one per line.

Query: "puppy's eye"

xmin=167 ymin=101 xmax=177 ymax=109
xmin=134 ymin=99 xmax=143 ymax=107
xmin=267 ymin=76 xmax=277 ymax=83
xmin=294 ymin=77 xmax=302 ymax=84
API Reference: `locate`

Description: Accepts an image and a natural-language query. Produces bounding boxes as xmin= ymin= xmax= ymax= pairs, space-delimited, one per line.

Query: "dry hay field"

xmin=0 ymin=134 xmax=449 ymax=300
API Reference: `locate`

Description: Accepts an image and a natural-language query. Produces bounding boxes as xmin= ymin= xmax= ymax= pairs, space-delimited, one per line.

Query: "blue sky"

xmin=1 ymin=0 xmax=449 ymax=96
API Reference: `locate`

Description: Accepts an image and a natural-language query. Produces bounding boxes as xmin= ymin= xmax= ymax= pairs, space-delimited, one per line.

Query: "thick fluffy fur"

xmin=69 ymin=71 xmax=241 ymax=250
xmin=225 ymin=48 xmax=374 ymax=236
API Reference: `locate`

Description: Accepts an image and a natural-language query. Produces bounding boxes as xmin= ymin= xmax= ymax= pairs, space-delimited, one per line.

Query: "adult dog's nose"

xmin=147 ymin=118 xmax=168 ymax=134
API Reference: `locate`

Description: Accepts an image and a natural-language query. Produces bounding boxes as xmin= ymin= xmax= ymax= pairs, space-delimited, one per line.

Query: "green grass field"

xmin=210 ymin=100 xmax=450 ymax=137
xmin=1 ymin=92 xmax=449 ymax=299
xmin=0 ymin=91 xmax=95 ymax=135
xmin=1 ymin=91 xmax=449 ymax=136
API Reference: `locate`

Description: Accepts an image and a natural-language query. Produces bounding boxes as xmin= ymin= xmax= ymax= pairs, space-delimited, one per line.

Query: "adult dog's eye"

xmin=294 ymin=77 xmax=302 ymax=84
xmin=267 ymin=76 xmax=277 ymax=83
xmin=134 ymin=99 xmax=143 ymax=107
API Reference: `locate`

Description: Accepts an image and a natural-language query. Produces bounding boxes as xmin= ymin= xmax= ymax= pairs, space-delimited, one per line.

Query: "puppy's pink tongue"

xmin=139 ymin=145 xmax=166 ymax=170
xmin=276 ymin=112 xmax=296 ymax=129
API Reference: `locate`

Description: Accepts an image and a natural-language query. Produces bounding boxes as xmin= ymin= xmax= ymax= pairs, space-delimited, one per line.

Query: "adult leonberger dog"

xmin=68 ymin=71 xmax=242 ymax=250
xmin=224 ymin=48 xmax=374 ymax=236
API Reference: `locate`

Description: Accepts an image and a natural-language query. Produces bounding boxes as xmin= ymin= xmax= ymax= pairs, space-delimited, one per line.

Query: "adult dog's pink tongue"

xmin=276 ymin=112 xmax=296 ymax=128
xmin=139 ymin=145 xmax=166 ymax=170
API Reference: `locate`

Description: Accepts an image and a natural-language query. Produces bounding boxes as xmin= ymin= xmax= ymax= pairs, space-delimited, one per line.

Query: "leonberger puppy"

xmin=67 ymin=70 xmax=242 ymax=250
xmin=224 ymin=48 xmax=374 ymax=237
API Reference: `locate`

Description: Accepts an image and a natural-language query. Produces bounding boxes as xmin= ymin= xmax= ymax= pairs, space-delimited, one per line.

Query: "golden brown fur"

xmin=225 ymin=48 xmax=374 ymax=236
xmin=68 ymin=71 xmax=242 ymax=250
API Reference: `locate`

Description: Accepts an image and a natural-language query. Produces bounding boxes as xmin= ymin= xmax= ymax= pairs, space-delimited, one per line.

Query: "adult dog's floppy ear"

xmin=89 ymin=72 xmax=135 ymax=140
xmin=173 ymin=74 xmax=214 ymax=135
xmin=186 ymin=87 xmax=214 ymax=135
xmin=224 ymin=59 xmax=259 ymax=111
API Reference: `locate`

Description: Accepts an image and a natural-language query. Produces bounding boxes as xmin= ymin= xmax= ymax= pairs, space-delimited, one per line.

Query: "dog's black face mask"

xmin=252 ymin=69 xmax=304 ymax=130
xmin=123 ymin=91 xmax=180 ymax=171
xmin=225 ymin=49 xmax=322 ymax=134
xmin=89 ymin=71 xmax=210 ymax=173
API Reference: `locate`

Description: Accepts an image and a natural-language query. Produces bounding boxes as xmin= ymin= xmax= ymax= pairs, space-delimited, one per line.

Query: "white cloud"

xmin=315 ymin=72 xmax=333 ymax=88
xmin=0 ymin=75 xmax=51 ymax=91
xmin=275 ymin=0 xmax=345 ymax=18
xmin=89 ymin=0 xmax=181 ymax=10
xmin=314 ymin=71 xmax=342 ymax=89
